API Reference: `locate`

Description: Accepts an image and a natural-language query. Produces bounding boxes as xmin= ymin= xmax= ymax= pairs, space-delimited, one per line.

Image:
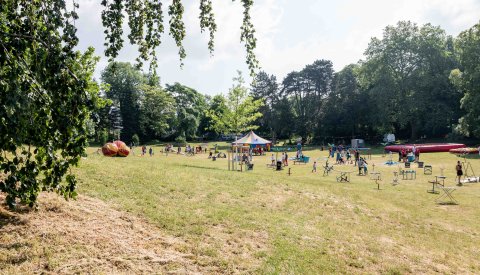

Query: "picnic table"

xmin=428 ymin=175 xmax=445 ymax=194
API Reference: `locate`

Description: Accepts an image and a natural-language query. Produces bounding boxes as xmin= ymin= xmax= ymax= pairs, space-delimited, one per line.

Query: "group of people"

xmin=328 ymin=145 xmax=363 ymax=166
xmin=398 ymin=145 xmax=420 ymax=162
xmin=270 ymin=152 xmax=289 ymax=166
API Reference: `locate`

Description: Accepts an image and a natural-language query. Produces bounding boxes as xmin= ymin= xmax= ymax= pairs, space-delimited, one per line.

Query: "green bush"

xmin=132 ymin=134 xmax=140 ymax=146
xmin=175 ymin=135 xmax=187 ymax=146
xmin=98 ymin=130 xmax=108 ymax=145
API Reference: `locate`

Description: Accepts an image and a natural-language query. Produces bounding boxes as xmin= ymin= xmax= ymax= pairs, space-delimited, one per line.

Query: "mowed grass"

xmin=74 ymin=145 xmax=480 ymax=273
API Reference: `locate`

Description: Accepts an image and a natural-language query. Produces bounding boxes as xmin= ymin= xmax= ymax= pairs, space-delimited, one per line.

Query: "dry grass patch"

xmin=0 ymin=192 xmax=267 ymax=274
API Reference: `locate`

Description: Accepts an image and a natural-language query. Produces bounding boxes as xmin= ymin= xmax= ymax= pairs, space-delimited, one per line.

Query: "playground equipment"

xmin=335 ymin=170 xmax=352 ymax=183
xmin=391 ymin=171 xmax=399 ymax=186
xmin=228 ymin=145 xmax=249 ymax=172
xmin=384 ymin=152 xmax=398 ymax=166
xmin=384 ymin=143 xmax=466 ymax=153
xmin=293 ymin=156 xmax=310 ymax=165
xmin=323 ymin=161 xmax=334 ymax=176
xmin=459 ymin=155 xmax=478 ymax=183
xmin=424 ymin=165 xmax=433 ymax=175
xmin=370 ymin=172 xmax=382 ymax=189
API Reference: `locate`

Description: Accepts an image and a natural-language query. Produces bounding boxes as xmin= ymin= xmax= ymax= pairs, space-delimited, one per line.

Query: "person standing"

xmin=358 ymin=158 xmax=364 ymax=175
xmin=363 ymin=158 xmax=368 ymax=175
xmin=284 ymin=151 xmax=289 ymax=166
xmin=456 ymin=161 xmax=463 ymax=186
xmin=312 ymin=161 xmax=317 ymax=173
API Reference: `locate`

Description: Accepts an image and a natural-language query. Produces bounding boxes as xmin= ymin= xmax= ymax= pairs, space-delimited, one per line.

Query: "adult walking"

xmin=456 ymin=161 xmax=463 ymax=186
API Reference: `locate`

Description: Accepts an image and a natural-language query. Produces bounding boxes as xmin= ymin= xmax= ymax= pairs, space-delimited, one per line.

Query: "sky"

xmin=75 ymin=0 xmax=480 ymax=96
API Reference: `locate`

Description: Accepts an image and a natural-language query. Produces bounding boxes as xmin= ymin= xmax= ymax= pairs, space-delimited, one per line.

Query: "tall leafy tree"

xmin=202 ymin=95 xmax=228 ymax=138
xmin=138 ymin=85 xmax=176 ymax=140
xmin=251 ymin=71 xmax=280 ymax=139
xmin=322 ymin=64 xmax=367 ymax=139
xmin=101 ymin=62 xmax=148 ymax=142
xmin=0 ymin=0 xmax=108 ymax=208
xmin=361 ymin=21 xmax=460 ymax=139
xmin=281 ymin=60 xmax=334 ymax=142
xmin=166 ymin=83 xmax=207 ymax=140
xmin=206 ymin=71 xmax=263 ymax=135
xmin=453 ymin=21 xmax=480 ymax=137
xmin=0 ymin=0 xmax=259 ymax=207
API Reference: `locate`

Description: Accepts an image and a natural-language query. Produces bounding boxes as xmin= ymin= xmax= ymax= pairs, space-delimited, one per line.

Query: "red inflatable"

xmin=384 ymin=143 xmax=466 ymax=153
xmin=114 ymin=140 xmax=130 ymax=157
xmin=449 ymin=147 xmax=479 ymax=155
xmin=102 ymin=142 xmax=119 ymax=157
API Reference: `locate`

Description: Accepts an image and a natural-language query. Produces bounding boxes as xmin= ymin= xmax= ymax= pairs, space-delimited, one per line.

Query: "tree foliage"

xmin=454 ymin=21 xmax=480 ymax=137
xmin=100 ymin=0 xmax=258 ymax=76
xmin=281 ymin=60 xmax=334 ymax=142
xmin=139 ymin=85 xmax=176 ymax=139
xmin=0 ymin=0 xmax=104 ymax=207
xmin=207 ymin=72 xmax=263 ymax=135
xmin=166 ymin=83 xmax=207 ymax=140
xmin=1 ymin=0 xmax=259 ymax=207
xmin=361 ymin=21 xmax=460 ymax=139
xmin=101 ymin=62 xmax=147 ymax=141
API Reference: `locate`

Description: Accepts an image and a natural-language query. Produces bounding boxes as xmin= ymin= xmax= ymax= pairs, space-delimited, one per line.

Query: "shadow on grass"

xmin=180 ymin=164 xmax=224 ymax=171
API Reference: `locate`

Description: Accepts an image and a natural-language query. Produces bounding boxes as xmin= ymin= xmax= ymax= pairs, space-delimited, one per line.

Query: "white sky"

xmin=75 ymin=0 xmax=480 ymax=96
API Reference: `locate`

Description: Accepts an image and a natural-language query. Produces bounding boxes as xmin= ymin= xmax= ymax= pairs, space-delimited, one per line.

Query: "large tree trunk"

xmin=410 ymin=121 xmax=419 ymax=141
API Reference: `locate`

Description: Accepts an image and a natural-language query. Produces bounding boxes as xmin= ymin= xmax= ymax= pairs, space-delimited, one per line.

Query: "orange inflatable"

xmin=102 ymin=142 xmax=119 ymax=157
xmin=114 ymin=140 xmax=130 ymax=157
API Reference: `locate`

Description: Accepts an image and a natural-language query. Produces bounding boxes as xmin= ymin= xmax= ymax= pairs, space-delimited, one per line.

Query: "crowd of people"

xmin=326 ymin=145 xmax=370 ymax=175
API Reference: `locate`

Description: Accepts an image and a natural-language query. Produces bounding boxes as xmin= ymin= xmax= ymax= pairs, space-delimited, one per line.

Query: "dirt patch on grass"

xmin=0 ymin=193 xmax=267 ymax=274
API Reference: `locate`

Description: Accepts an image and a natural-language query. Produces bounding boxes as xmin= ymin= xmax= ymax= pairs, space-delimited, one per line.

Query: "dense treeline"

xmin=94 ymin=20 xmax=480 ymax=145
xmin=251 ymin=20 xmax=480 ymax=144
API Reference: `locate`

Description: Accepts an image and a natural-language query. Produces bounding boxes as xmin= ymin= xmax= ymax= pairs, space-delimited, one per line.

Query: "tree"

xmin=138 ymin=85 xmax=176 ymax=140
xmin=100 ymin=0 xmax=258 ymax=76
xmin=251 ymin=71 xmax=280 ymax=140
xmin=206 ymin=71 xmax=263 ymax=135
xmin=101 ymin=62 xmax=148 ymax=142
xmin=202 ymin=95 xmax=228 ymax=138
xmin=0 ymin=39 xmax=103 ymax=209
xmin=361 ymin=21 xmax=460 ymax=139
xmin=453 ymin=21 xmax=480 ymax=137
xmin=166 ymin=83 xmax=207 ymax=140
xmin=281 ymin=60 xmax=334 ymax=142
xmin=322 ymin=64 xmax=366 ymax=139
xmin=1 ymin=0 xmax=258 ymax=208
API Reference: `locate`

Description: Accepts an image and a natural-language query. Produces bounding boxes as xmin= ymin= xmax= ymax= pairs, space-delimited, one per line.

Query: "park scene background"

xmin=1 ymin=0 xmax=480 ymax=274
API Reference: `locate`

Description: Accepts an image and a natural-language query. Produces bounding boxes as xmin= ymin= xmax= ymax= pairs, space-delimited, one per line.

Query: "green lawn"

xmin=72 ymin=144 xmax=480 ymax=273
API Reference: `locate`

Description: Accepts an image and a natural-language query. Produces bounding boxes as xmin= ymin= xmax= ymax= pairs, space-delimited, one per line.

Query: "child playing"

xmin=363 ymin=158 xmax=368 ymax=175
xmin=312 ymin=161 xmax=317 ymax=173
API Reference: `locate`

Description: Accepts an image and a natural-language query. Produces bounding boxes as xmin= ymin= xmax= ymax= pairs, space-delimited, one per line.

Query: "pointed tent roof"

xmin=232 ymin=131 xmax=271 ymax=145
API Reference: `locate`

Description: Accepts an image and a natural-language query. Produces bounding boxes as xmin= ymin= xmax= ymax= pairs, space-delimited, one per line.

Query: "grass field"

xmin=2 ymin=144 xmax=480 ymax=274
